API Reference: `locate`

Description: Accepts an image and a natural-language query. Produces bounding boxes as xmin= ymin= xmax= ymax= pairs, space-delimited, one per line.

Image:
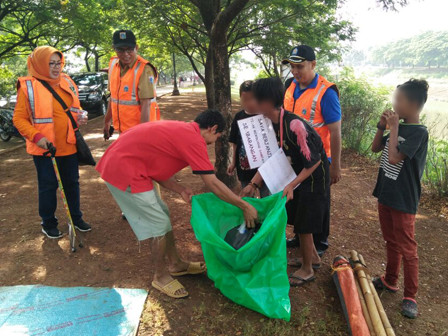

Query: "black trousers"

xmin=312 ymin=185 xmax=330 ymax=251
xmin=33 ymin=154 xmax=83 ymax=229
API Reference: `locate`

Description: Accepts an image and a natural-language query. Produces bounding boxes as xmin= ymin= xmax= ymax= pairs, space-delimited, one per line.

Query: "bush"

xmin=333 ymin=67 xmax=448 ymax=198
xmin=423 ymin=127 xmax=448 ymax=197
xmin=335 ymin=68 xmax=391 ymax=155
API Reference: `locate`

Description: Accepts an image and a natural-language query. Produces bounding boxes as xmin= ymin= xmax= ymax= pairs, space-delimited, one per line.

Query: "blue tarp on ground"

xmin=0 ymin=285 xmax=148 ymax=336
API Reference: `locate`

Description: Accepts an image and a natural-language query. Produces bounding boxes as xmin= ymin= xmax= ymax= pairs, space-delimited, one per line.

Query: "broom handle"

xmin=355 ymin=276 xmax=376 ymax=336
xmin=50 ymin=156 xmax=78 ymax=238
xmin=359 ymin=254 xmax=396 ymax=336
xmin=350 ymin=251 xmax=387 ymax=336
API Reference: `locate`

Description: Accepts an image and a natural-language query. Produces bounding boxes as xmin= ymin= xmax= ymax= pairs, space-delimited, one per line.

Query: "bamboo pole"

xmin=355 ymin=275 xmax=376 ymax=336
xmin=350 ymin=250 xmax=387 ymax=336
xmin=359 ymin=254 xmax=396 ymax=336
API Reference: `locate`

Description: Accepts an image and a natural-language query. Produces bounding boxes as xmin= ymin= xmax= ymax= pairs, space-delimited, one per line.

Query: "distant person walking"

xmin=13 ymin=46 xmax=91 ymax=238
xmin=103 ymin=30 xmax=160 ymax=139
xmin=282 ymin=45 xmax=342 ymax=255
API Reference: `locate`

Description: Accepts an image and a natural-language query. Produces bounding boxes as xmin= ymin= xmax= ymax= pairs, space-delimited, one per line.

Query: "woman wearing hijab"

xmin=13 ymin=46 xmax=92 ymax=239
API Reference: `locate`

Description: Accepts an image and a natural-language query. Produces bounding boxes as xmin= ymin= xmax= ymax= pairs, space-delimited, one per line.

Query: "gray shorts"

xmin=105 ymin=182 xmax=171 ymax=241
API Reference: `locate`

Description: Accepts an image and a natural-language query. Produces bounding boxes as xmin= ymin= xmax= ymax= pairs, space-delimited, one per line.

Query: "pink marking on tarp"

xmin=290 ymin=119 xmax=311 ymax=161
xmin=46 ymin=321 xmax=73 ymax=332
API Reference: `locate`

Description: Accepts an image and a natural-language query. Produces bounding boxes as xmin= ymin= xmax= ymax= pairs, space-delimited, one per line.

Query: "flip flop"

xmin=170 ymin=262 xmax=206 ymax=276
xmin=151 ymin=279 xmax=189 ymax=299
xmin=289 ymin=274 xmax=316 ymax=287
xmin=287 ymin=258 xmax=321 ymax=270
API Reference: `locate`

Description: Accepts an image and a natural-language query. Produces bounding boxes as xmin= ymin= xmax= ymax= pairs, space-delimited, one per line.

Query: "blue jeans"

xmin=33 ymin=154 xmax=83 ymax=229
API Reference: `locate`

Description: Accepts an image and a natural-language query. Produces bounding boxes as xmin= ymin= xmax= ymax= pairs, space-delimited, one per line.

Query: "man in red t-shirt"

xmin=97 ymin=109 xmax=258 ymax=299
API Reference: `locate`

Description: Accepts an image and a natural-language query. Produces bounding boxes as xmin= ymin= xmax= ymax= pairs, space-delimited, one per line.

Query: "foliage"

xmin=0 ymin=56 xmax=28 ymax=98
xmin=335 ymin=68 xmax=391 ymax=154
xmin=368 ymin=31 xmax=448 ymax=68
xmin=423 ymin=127 xmax=448 ymax=197
xmin=336 ymin=67 xmax=448 ymax=197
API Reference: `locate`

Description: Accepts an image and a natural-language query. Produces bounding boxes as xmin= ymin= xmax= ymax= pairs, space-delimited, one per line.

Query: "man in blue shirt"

xmin=283 ymin=45 xmax=342 ymax=255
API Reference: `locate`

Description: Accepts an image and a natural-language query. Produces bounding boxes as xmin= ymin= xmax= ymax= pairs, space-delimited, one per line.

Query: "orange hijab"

xmin=27 ymin=46 xmax=65 ymax=85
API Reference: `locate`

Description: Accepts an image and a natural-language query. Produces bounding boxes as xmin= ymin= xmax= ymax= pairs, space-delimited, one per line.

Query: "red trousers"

xmin=378 ymin=202 xmax=419 ymax=299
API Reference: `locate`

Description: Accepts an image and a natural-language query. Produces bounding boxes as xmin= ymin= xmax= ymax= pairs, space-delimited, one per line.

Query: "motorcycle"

xmin=0 ymin=108 xmax=21 ymax=142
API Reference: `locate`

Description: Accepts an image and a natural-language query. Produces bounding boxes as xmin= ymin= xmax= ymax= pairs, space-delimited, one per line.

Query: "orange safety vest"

xmin=109 ymin=55 xmax=160 ymax=133
xmin=17 ymin=74 xmax=81 ymax=156
xmin=284 ymin=75 xmax=339 ymax=159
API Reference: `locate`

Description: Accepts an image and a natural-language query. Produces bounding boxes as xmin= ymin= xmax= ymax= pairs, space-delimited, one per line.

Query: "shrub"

xmin=335 ymin=68 xmax=391 ymax=155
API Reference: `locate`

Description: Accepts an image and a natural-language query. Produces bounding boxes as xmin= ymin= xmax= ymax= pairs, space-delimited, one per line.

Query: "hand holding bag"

xmin=38 ymin=79 xmax=96 ymax=166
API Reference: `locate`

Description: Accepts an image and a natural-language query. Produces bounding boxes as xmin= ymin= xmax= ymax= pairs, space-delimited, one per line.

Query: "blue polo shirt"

xmin=293 ymin=74 xmax=341 ymax=125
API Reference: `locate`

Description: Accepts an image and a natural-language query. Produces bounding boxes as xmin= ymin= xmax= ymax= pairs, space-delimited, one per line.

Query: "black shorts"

xmin=286 ymin=188 xmax=330 ymax=235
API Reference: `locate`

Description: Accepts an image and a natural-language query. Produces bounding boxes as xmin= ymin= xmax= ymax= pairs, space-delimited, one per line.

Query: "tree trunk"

xmin=84 ymin=50 xmax=91 ymax=72
xmin=94 ymin=53 xmax=100 ymax=72
xmin=204 ymin=46 xmax=215 ymax=108
xmin=210 ymin=31 xmax=236 ymax=187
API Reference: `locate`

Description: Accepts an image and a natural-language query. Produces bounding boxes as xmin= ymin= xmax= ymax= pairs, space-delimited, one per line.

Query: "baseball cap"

xmin=113 ymin=30 xmax=137 ymax=48
xmin=282 ymin=45 xmax=316 ymax=65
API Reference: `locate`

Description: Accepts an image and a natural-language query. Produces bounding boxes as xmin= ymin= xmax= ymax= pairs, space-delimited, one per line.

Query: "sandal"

xmin=287 ymin=258 xmax=321 ymax=270
xmin=402 ymin=298 xmax=418 ymax=319
xmin=372 ymin=275 xmax=399 ymax=293
xmin=289 ymin=274 xmax=316 ymax=287
xmin=151 ymin=279 xmax=189 ymax=299
xmin=170 ymin=262 xmax=206 ymax=276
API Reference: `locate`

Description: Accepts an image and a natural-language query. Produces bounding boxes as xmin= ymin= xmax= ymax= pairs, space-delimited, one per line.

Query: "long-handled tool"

xmin=45 ymin=143 xmax=84 ymax=252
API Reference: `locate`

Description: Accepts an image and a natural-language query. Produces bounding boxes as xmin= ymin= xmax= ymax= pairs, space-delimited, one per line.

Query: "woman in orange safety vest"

xmin=13 ymin=46 xmax=92 ymax=239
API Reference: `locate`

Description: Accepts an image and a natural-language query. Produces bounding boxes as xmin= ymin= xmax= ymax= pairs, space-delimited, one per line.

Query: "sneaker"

xmin=74 ymin=221 xmax=92 ymax=232
xmin=402 ymin=298 xmax=418 ymax=319
xmin=42 ymin=227 xmax=63 ymax=239
xmin=372 ymin=275 xmax=399 ymax=293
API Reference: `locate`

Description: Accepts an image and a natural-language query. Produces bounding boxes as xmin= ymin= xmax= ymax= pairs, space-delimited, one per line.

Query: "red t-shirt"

xmin=96 ymin=121 xmax=215 ymax=193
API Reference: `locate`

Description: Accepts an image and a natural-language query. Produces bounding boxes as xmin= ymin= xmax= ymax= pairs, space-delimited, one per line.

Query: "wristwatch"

xmin=376 ymin=122 xmax=386 ymax=131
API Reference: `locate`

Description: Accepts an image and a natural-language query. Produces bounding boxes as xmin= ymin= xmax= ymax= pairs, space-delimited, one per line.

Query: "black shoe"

xmin=74 ymin=221 xmax=92 ymax=232
xmin=402 ymin=298 xmax=418 ymax=319
xmin=42 ymin=227 xmax=63 ymax=239
xmin=122 ymin=213 xmax=127 ymax=221
xmin=286 ymin=235 xmax=300 ymax=248
xmin=316 ymin=249 xmax=327 ymax=258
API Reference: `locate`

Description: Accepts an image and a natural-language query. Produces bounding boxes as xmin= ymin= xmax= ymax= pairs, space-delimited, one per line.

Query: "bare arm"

xmin=140 ymin=98 xmax=151 ymax=123
xmin=201 ymin=174 xmax=258 ymax=228
xmin=386 ymin=111 xmax=407 ymax=164
xmin=327 ymin=121 xmax=342 ymax=185
xmin=283 ymin=160 xmax=321 ymax=201
xmin=227 ymin=143 xmax=237 ymax=175
xmin=157 ymin=178 xmax=194 ymax=204
xmin=103 ymin=99 xmax=113 ymax=140
xmin=372 ymin=111 xmax=387 ymax=153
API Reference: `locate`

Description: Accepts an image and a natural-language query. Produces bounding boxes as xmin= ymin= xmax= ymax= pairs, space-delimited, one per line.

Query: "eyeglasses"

xmin=115 ymin=48 xmax=135 ymax=54
xmin=49 ymin=62 xmax=63 ymax=69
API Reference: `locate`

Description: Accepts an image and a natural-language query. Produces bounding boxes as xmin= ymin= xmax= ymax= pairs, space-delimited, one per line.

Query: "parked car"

xmin=71 ymin=72 xmax=109 ymax=115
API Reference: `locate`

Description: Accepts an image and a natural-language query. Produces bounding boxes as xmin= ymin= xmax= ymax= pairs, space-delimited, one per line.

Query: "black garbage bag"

xmin=224 ymin=221 xmax=262 ymax=250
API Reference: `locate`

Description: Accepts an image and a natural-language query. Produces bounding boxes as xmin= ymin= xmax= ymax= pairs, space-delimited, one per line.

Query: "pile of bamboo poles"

xmin=350 ymin=250 xmax=396 ymax=336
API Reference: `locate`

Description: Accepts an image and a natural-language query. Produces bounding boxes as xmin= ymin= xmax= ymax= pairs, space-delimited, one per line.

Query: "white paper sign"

xmin=258 ymin=149 xmax=297 ymax=194
xmin=237 ymin=115 xmax=279 ymax=169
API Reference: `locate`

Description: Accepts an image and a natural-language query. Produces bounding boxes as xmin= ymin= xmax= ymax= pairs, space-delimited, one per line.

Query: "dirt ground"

xmin=1 ymin=92 xmax=447 ymax=336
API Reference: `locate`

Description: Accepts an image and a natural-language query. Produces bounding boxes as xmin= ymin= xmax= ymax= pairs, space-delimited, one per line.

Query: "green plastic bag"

xmin=190 ymin=192 xmax=291 ymax=321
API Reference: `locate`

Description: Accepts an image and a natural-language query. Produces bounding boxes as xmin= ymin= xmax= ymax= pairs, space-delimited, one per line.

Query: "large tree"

xmin=125 ymin=0 xmax=357 ymax=185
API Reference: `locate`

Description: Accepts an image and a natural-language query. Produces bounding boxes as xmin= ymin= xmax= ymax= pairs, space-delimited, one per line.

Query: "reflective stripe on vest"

xmin=33 ymin=118 xmax=53 ymax=124
xmin=25 ymin=80 xmax=36 ymax=119
xmin=132 ymin=62 xmax=142 ymax=101
xmin=110 ymin=97 xmax=141 ymax=106
xmin=109 ymin=58 xmax=119 ymax=75
xmin=63 ymin=76 xmax=77 ymax=96
xmin=309 ymin=84 xmax=327 ymax=125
